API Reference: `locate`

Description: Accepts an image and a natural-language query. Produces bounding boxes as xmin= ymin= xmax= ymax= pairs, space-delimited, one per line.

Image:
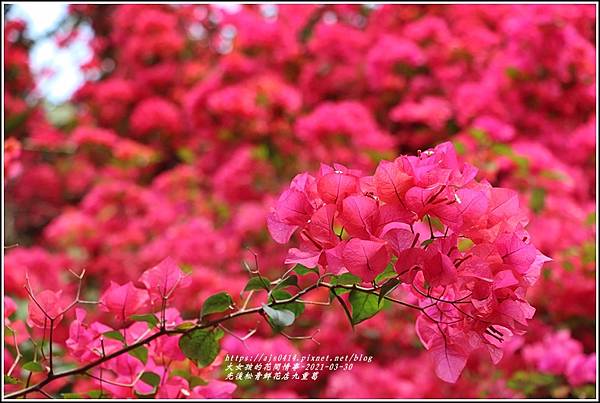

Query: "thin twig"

xmin=218 ymin=325 xmax=257 ymax=349
xmin=281 ymin=329 xmax=320 ymax=345
xmin=241 ymin=290 xmax=255 ymax=310
xmin=6 ymin=326 xmax=22 ymax=377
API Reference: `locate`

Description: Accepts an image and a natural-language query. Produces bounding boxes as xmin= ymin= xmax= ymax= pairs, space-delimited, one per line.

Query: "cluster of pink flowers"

xmin=6 ymin=258 xmax=237 ymax=399
xmin=523 ymin=330 xmax=596 ymax=387
xmin=269 ymin=141 xmax=550 ymax=382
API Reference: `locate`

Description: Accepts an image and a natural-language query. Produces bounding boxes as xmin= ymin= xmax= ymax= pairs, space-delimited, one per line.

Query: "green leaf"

xmin=5 ymin=111 xmax=29 ymax=133
xmin=273 ymin=275 xmax=299 ymax=291
xmin=179 ymin=263 xmax=194 ymax=274
xmin=582 ymin=241 xmax=596 ymax=265
xmin=262 ymin=304 xmax=295 ymax=329
xmin=505 ymin=66 xmax=524 ymax=80
xmin=374 ymin=262 xmax=397 ymax=284
xmin=243 ymin=276 xmax=271 ymax=292
xmin=217 ymin=128 xmax=234 ymax=141
xmin=293 ymin=264 xmax=319 ymax=276
xmin=176 ymin=147 xmax=195 ymax=164
xmin=512 ymin=155 xmax=530 ymax=176
xmin=269 ymin=290 xmax=304 ymax=317
xmin=378 ymin=278 xmax=400 ymax=305
xmin=458 ymin=238 xmax=474 ymax=252
xmin=134 ymin=390 xmax=157 ymax=399
xmin=349 ymin=290 xmax=384 ymax=325
xmin=61 ymin=393 xmax=81 ymax=399
xmin=331 ymin=288 xmax=354 ymax=329
xmin=334 ymin=273 xmax=362 ymax=285
xmin=129 ymin=314 xmax=158 ymax=329
xmin=506 ymin=370 xmax=557 ymax=396
xmin=469 ymin=128 xmax=489 ymax=144
xmin=22 ymin=361 xmax=44 ymax=373
xmin=366 ymin=149 xmax=396 ymax=164
xmin=330 ymin=272 xmax=362 ymax=295
xmin=4 ymin=375 xmax=20 ymax=385
xmin=102 ymin=330 xmax=125 ymax=343
xmin=421 ymin=239 xmax=435 ymax=248
xmin=134 ymin=371 xmax=162 ymax=398
xmin=573 ymin=384 xmax=596 ymax=399
xmin=491 ymin=143 xmax=514 ymax=156
xmin=87 ymin=390 xmax=103 ymax=399
xmin=140 ymin=371 xmax=161 ymax=387
xmin=178 ymin=328 xmax=224 ymax=367
xmin=269 ymin=289 xmax=292 ymax=302
xmin=189 ymin=376 xmax=208 ymax=387
xmin=453 ymin=140 xmax=466 ymax=155
xmin=530 ymin=187 xmax=546 ymax=214
xmin=427 ymin=216 xmax=445 ymax=232
xmin=539 ymin=169 xmax=567 ymax=182
xmin=129 ymin=346 xmax=148 ymax=364
xmin=200 ymin=292 xmax=233 ymax=320
xmin=585 ymin=212 xmax=596 ymax=226
xmin=255 ymin=92 xmax=270 ymax=107
xmin=251 ymin=144 xmax=270 ymax=160
xmin=4 ymin=326 xmax=14 ymax=337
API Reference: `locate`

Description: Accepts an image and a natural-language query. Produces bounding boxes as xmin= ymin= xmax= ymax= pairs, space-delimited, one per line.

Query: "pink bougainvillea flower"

xmin=342 ymin=238 xmax=389 ymax=282
xmin=139 ymin=256 xmax=191 ymax=304
xmin=269 ymin=141 xmax=552 ymax=384
xmin=566 ymin=353 xmax=596 ymax=387
xmin=4 ymin=296 xmax=17 ymax=321
xmin=429 ymin=338 xmax=468 ymax=384
xmin=317 ymin=171 xmax=359 ymax=205
xmin=339 ymin=195 xmax=379 ymax=238
xmin=423 ymin=250 xmax=457 ymax=287
xmin=27 ymin=290 xmax=65 ymax=328
xmin=99 ymin=281 xmax=149 ymax=321
xmin=373 ymin=158 xmax=414 ymax=205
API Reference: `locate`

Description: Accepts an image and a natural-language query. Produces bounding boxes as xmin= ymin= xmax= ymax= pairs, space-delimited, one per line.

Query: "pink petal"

xmin=456 ymin=188 xmax=488 ymax=225
xmin=395 ymin=247 xmax=427 ymax=283
xmin=274 ymin=189 xmax=313 ymax=225
xmin=429 ymin=339 xmax=468 ymax=383
xmin=27 ymin=290 xmax=64 ymax=328
xmin=306 ymin=204 xmax=338 ymax=245
xmin=139 ymin=256 xmax=190 ymax=303
xmin=325 ymin=242 xmax=347 ymax=274
xmin=339 ymin=195 xmax=378 ymax=238
xmin=415 ymin=314 xmax=438 ymax=349
xmin=342 ymin=238 xmax=389 ymax=282
xmin=317 ymin=171 xmax=359 ymax=205
xmin=498 ymin=299 xmax=536 ymax=326
xmin=99 ymin=281 xmax=149 ymax=320
xmin=459 ymin=255 xmax=493 ymax=282
xmin=284 ymin=248 xmax=321 ymax=268
xmin=493 ymin=269 xmax=519 ymax=289
xmin=488 ymin=188 xmax=520 ymax=226
xmin=267 ymin=211 xmax=298 ymax=244
xmin=495 ymin=232 xmax=537 ymax=274
xmin=379 ymin=222 xmax=415 ymax=254
xmin=373 ymin=159 xmax=414 ymax=204
xmin=192 ymin=380 xmax=237 ymax=399
xmin=423 ymin=251 xmax=457 ymax=287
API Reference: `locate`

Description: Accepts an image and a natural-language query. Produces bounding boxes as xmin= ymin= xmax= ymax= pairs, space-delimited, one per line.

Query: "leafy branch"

xmin=4 ymin=270 xmax=424 ymax=399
